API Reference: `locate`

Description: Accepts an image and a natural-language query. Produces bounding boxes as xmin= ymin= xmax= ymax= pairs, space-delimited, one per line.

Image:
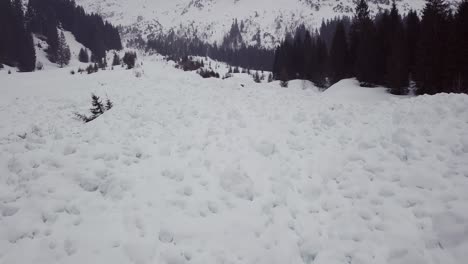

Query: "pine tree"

xmin=352 ymin=0 xmax=378 ymax=86
xmin=303 ymin=30 xmax=314 ymax=81
xmin=444 ymin=12 xmax=458 ymax=93
xmin=86 ymin=64 xmax=94 ymax=74
xmin=56 ymin=31 xmax=71 ymax=67
xmin=105 ymin=98 xmax=113 ymax=110
xmin=253 ymin=71 xmax=261 ymax=83
xmin=455 ymin=0 xmax=468 ymax=93
xmin=312 ymin=37 xmax=328 ymax=88
xmin=122 ymin=51 xmax=137 ymax=69
xmin=112 ymin=52 xmax=120 ymax=66
xmin=18 ymin=25 xmax=36 ymax=72
xmin=267 ymin=73 xmax=274 ymax=83
xmin=329 ymin=21 xmax=349 ymax=84
xmin=10 ymin=0 xmax=23 ymax=64
xmin=415 ymin=0 xmax=450 ymax=95
xmin=45 ymin=20 xmax=59 ymax=63
xmin=405 ymin=10 xmax=421 ymax=77
xmin=90 ymin=94 xmax=105 ymax=117
xmin=99 ymin=56 xmax=107 ymax=69
xmin=79 ymin=48 xmax=89 ymax=63
xmin=279 ymin=68 xmax=289 ymax=87
xmin=11 ymin=0 xmax=36 ymax=72
xmin=386 ymin=0 xmax=409 ymax=94
xmin=0 ymin=0 xmax=12 ymax=65
xmin=375 ymin=10 xmax=392 ymax=85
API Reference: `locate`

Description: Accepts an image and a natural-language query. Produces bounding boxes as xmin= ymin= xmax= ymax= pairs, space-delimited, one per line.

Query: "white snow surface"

xmin=1 ymin=57 xmax=468 ymax=264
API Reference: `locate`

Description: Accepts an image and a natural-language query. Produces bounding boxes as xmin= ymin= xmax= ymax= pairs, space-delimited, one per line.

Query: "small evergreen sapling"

xmin=253 ymin=71 xmax=261 ymax=83
xmin=105 ymin=98 xmax=113 ymax=110
xmin=75 ymin=94 xmax=114 ymax=123
xmin=90 ymin=94 xmax=105 ymax=117
xmin=112 ymin=53 xmax=121 ymax=66
xmin=268 ymin=73 xmax=274 ymax=83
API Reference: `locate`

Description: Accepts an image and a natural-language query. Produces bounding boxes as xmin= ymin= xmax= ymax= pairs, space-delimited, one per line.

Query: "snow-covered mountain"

xmin=74 ymin=0 xmax=432 ymax=47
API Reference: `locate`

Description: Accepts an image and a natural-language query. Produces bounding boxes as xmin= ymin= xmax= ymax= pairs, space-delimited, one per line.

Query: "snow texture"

xmin=1 ymin=56 xmax=468 ymax=264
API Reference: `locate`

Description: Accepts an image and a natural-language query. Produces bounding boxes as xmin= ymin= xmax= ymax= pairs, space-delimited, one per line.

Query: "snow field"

xmin=1 ymin=58 xmax=468 ymax=264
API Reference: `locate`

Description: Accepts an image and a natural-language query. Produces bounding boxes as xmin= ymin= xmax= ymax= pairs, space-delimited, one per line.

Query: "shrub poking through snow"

xmin=253 ymin=71 xmax=261 ymax=83
xmin=123 ymin=51 xmax=137 ymax=69
xmin=268 ymin=73 xmax=274 ymax=83
xmin=223 ymin=73 xmax=233 ymax=79
xmin=112 ymin=53 xmax=121 ymax=66
xmin=198 ymin=68 xmax=220 ymax=79
xmin=36 ymin=61 xmax=43 ymax=71
xmin=105 ymin=98 xmax=114 ymax=110
xmin=175 ymin=56 xmax=203 ymax=71
xmin=75 ymin=94 xmax=114 ymax=123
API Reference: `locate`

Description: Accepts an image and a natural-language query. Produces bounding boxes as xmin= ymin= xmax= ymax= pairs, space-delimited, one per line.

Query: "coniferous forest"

xmin=0 ymin=0 xmax=122 ymax=71
xmin=1 ymin=0 xmax=467 ymax=96
xmin=273 ymin=0 xmax=468 ymax=95
xmin=0 ymin=0 xmax=36 ymax=72
xmin=146 ymin=19 xmax=275 ymax=72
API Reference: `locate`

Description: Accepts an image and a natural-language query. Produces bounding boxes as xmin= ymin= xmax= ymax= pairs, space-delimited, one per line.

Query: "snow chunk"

xmin=220 ymin=165 xmax=254 ymax=201
xmin=254 ymin=140 xmax=276 ymax=157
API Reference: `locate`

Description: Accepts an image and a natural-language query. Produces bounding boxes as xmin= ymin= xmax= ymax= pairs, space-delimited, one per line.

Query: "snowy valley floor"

xmin=1 ymin=58 xmax=468 ymax=264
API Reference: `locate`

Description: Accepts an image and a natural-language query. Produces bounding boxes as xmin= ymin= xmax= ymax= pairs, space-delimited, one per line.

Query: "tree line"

xmin=145 ymin=20 xmax=274 ymax=72
xmin=0 ymin=0 xmax=122 ymax=72
xmin=273 ymin=0 xmax=468 ymax=95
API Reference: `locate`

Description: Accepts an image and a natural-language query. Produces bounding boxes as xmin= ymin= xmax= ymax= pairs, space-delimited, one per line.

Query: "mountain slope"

xmin=74 ymin=0 xmax=432 ymax=47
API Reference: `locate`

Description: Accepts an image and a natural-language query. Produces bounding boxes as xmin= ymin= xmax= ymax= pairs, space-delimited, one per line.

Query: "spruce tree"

xmin=455 ymin=0 xmax=468 ymax=93
xmin=268 ymin=73 xmax=274 ymax=83
xmin=45 ymin=19 xmax=59 ymax=63
xmin=444 ymin=13 xmax=458 ymax=93
xmin=386 ymin=1 xmax=409 ymax=95
xmin=375 ymin=10 xmax=392 ymax=85
xmin=123 ymin=51 xmax=137 ymax=69
xmin=10 ymin=0 xmax=36 ymax=72
xmin=79 ymin=48 xmax=89 ymax=63
xmin=313 ymin=37 xmax=328 ymax=88
xmin=18 ymin=25 xmax=36 ymax=72
xmin=90 ymin=94 xmax=105 ymax=117
xmin=303 ymin=30 xmax=314 ymax=81
xmin=405 ymin=10 xmax=421 ymax=78
xmin=253 ymin=71 xmax=261 ymax=83
xmin=105 ymin=98 xmax=113 ymax=110
xmin=56 ymin=31 xmax=71 ymax=67
xmin=415 ymin=0 xmax=450 ymax=95
xmin=329 ymin=21 xmax=349 ymax=84
xmin=112 ymin=52 xmax=120 ymax=66
xmin=0 ymin=0 xmax=14 ymax=65
xmin=352 ymin=0 xmax=378 ymax=86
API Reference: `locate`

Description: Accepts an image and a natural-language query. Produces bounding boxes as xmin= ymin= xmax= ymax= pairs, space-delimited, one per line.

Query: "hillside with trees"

xmin=0 ymin=0 xmax=122 ymax=71
xmin=272 ymin=0 xmax=468 ymax=95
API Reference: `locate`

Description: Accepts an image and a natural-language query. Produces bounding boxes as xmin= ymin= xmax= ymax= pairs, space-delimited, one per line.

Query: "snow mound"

xmin=323 ymin=78 xmax=398 ymax=103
